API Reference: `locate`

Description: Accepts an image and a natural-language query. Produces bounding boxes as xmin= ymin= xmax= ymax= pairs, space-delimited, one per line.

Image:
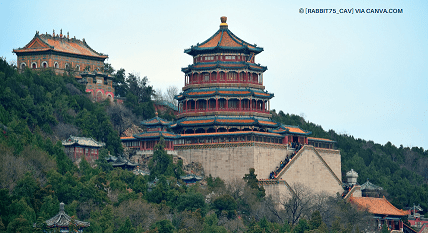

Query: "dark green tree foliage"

xmin=148 ymin=137 xmax=183 ymax=180
xmin=202 ymin=213 xmax=227 ymax=233
xmin=309 ymin=210 xmax=323 ymax=230
xmin=243 ymin=168 xmax=266 ymax=200
xmin=0 ymin=58 xmax=123 ymax=157
xmin=206 ymin=174 xmax=226 ymax=192
xmin=212 ymin=194 xmax=237 ymax=219
xmin=176 ymin=191 xmax=207 ymax=214
xmin=124 ymin=73 xmax=155 ymax=119
xmin=150 ymin=219 xmax=175 ymax=233
xmin=117 ymin=217 xmax=136 ymax=233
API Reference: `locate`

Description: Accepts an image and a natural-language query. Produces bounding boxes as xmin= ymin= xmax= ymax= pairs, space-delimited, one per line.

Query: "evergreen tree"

xmin=243 ymin=168 xmax=265 ymax=199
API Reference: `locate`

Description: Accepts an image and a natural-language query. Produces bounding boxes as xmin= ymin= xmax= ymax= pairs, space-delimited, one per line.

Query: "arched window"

xmin=42 ymin=61 xmax=48 ymax=68
xmin=76 ymin=65 xmax=80 ymax=71
xmin=54 ymin=62 xmax=59 ymax=68
xmin=65 ymin=63 xmax=69 ymax=70
xmin=20 ymin=63 xmax=26 ymax=69
xmin=31 ymin=62 xmax=37 ymax=69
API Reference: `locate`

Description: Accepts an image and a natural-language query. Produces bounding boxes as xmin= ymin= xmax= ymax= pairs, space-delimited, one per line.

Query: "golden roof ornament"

xmin=220 ymin=16 xmax=228 ymax=28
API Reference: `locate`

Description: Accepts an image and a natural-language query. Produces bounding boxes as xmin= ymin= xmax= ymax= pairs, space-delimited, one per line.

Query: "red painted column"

xmin=216 ymin=98 xmax=218 ymax=111
xmin=216 ymin=72 xmax=219 ymax=82
xmin=239 ymin=99 xmax=242 ymax=111
xmin=206 ymin=99 xmax=208 ymax=111
xmin=250 ymin=98 xmax=252 ymax=111
xmin=262 ymin=101 xmax=265 ymax=112
xmin=194 ymin=100 xmax=197 ymax=112
xmin=226 ymin=99 xmax=229 ymax=110
xmin=305 ymin=137 xmax=308 ymax=144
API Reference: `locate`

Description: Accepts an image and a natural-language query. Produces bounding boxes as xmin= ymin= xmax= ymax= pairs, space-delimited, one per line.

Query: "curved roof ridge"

xmin=196 ymin=29 xmax=222 ymax=48
xmin=226 ymin=29 xmax=257 ymax=48
xmin=218 ymin=30 xmax=224 ymax=45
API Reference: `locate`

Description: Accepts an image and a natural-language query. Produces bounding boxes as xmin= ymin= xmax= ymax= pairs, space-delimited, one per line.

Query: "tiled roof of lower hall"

xmin=184 ymin=16 xmax=263 ymax=56
xmin=62 ymin=135 xmax=105 ymax=147
xmin=307 ymin=137 xmax=336 ymax=142
xmin=270 ymin=125 xmax=311 ymax=135
xmin=176 ymin=88 xmax=274 ymax=99
xmin=349 ymin=196 xmax=408 ymax=216
xmin=133 ymin=131 xmax=178 ymax=139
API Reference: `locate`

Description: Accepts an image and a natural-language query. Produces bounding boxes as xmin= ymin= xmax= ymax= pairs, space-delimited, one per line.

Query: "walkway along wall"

xmin=262 ymin=145 xmax=343 ymax=203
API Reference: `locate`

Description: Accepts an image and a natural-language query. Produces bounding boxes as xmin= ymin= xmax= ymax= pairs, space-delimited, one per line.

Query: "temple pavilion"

xmin=42 ymin=202 xmax=90 ymax=232
xmin=121 ymin=16 xmax=338 ymax=183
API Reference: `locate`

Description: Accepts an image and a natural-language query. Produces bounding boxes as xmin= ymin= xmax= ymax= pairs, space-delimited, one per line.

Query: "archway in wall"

xmin=96 ymin=91 xmax=103 ymax=102
xmin=217 ymin=127 xmax=227 ymax=133
xmin=42 ymin=61 xmax=47 ymax=68
xmin=21 ymin=63 xmax=26 ymax=69
xmin=32 ymin=63 xmax=37 ymax=69
xmin=218 ymin=98 xmax=226 ymax=110
xmin=184 ymin=129 xmax=194 ymax=134
xmin=207 ymin=128 xmax=216 ymax=133
xmin=228 ymin=128 xmax=239 ymax=132
xmin=107 ymin=94 xmax=113 ymax=102
xmin=208 ymin=98 xmax=216 ymax=110
xmin=228 ymin=98 xmax=239 ymax=110
xmin=210 ymin=72 xmax=217 ymax=82
xmin=195 ymin=128 xmax=205 ymax=134
xmin=196 ymin=99 xmax=206 ymax=111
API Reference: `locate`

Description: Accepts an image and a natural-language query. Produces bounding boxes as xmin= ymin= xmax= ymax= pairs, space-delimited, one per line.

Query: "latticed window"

xmin=227 ymin=72 xmax=237 ymax=81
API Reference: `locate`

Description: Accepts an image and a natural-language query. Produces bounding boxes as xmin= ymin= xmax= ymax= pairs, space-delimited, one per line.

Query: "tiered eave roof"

xmin=184 ymin=17 xmax=263 ymax=56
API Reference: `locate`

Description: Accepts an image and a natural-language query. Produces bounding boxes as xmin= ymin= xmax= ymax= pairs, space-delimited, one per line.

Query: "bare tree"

xmin=106 ymin=103 xmax=139 ymax=136
xmin=154 ymin=88 xmax=164 ymax=102
xmin=280 ymin=183 xmax=312 ymax=225
xmin=166 ymin=86 xmax=179 ymax=107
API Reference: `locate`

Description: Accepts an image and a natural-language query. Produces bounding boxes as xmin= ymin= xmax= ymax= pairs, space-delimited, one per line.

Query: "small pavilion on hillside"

xmin=42 ymin=202 xmax=90 ymax=232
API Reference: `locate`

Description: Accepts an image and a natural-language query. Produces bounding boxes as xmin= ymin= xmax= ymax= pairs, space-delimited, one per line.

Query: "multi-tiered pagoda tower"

xmin=122 ymin=17 xmax=341 ymax=192
xmin=174 ymin=16 xmax=280 ymax=136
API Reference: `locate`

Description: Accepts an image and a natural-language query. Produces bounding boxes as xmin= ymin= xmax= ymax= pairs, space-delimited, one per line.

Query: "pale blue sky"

xmin=1 ymin=0 xmax=427 ymax=150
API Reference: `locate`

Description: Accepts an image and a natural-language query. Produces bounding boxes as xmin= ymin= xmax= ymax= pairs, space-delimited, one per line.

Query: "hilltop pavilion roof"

xmin=13 ymin=31 xmax=108 ymax=59
xmin=360 ymin=179 xmax=383 ymax=191
xmin=350 ymin=196 xmax=408 ymax=216
xmin=45 ymin=202 xmax=90 ymax=228
xmin=184 ymin=16 xmax=263 ymax=56
xmin=141 ymin=114 xmax=173 ymax=127
xmin=62 ymin=135 xmax=105 ymax=148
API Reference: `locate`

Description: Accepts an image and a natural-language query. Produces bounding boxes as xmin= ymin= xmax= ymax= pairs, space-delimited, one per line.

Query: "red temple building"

xmin=13 ymin=30 xmax=114 ymax=101
xmin=62 ymin=135 xmax=105 ymax=162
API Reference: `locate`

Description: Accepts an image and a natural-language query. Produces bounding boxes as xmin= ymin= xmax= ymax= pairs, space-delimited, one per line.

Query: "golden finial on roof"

xmin=155 ymin=111 xmax=158 ymax=117
xmin=220 ymin=16 xmax=228 ymax=28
